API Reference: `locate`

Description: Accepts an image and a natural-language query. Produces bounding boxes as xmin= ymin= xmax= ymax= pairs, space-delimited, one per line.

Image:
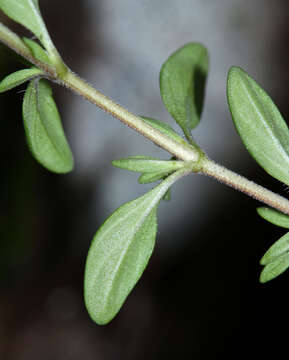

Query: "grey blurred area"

xmin=0 ymin=1 xmax=289 ymax=359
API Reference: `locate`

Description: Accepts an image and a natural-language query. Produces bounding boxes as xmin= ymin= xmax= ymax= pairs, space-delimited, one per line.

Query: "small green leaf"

xmin=257 ymin=207 xmax=289 ymax=229
xmin=260 ymin=232 xmax=289 ymax=265
xmin=138 ymin=170 xmax=170 ymax=184
xmin=260 ymin=252 xmax=289 ymax=283
xmin=112 ymin=155 xmax=184 ymax=174
xmin=141 ymin=117 xmax=186 ymax=145
xmin=84 ymin=169 xmax=187 ymax=325
xmin=159 ymin=43 xmax=209 ymax=137
xmin=227 ymin=66 xmax=289 ymax=186
xmin=0 ymin=68 xmax=43 ymax=93
xmin=23 ymin=37 xmax=52 ymax=65
xmin=162 ymin=189 xmax=171 ymax=201
xmin=23 ymin=79 xmax=74 ymax=173
xmin=0 ymin=0 xmax=52 ymax=50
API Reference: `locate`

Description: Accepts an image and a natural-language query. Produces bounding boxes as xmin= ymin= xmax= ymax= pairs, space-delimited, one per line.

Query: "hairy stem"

xmin=1 ymin=23 xmax=289 ymax=215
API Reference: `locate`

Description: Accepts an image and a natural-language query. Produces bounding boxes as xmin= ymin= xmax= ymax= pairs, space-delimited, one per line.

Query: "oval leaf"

xmin=257 ymin=207 xmax=289 ymax=229
xmin=159 ymin=43 xmax=209 ymax=137
xmin=112 ymin=156 xmax=184 ymax=174
xmin=260 ymin=252 xmax=289 ymax=283
xmin=84 ymin=169 xmax=187 ymax=325
xmin=23 ymin=37 xmax=52 ymax=65
xmin=260 ymin=232 xmax=289 ymax=265
xmin=23 ymin=79 xmax=74 ymax=173
xmin=227 ymin=66 xmax=289 ymax=186
xmin=0 ymin=68 xmax=43 ymax=93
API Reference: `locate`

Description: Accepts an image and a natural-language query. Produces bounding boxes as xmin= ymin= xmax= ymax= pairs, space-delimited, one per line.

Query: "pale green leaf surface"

xmin=159 ymin=43 xmax=208 ymax=137
xmin=138 ymin=170 xmax=171 ymax=184
xmin=0 ymin=0 xmax=51 ymax=48
xmin=23 ymin=37 xmax=52 ymax=65
xmin=23 ymin=79 xmax=74 ymax=173
xmin=257 ymin=207 xmax=289 ymax=229
xmin=84 ymin=170 xmax=186 ymax=325
xmin=0 ymin=68 xmax=42 ymax=93
xmin=141 ymin=117 xmax=186 ymax=145
xmin=227 ymin=66 xmax=289 ymax=186
xmin=260 ymin=232 xmax=289 ymax=265
xmin=260 ymin=252 xmax=289 ymax=283
xmin=112 ymin=156 xmax=184 ymax=174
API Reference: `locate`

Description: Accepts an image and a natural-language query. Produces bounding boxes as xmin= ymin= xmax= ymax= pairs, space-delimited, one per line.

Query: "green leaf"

xmin=84 ymin=169 xmax=187 ymax=325
xmin=112 ymin=155 xmax=184 ymax=174
xmin=257 ymin=207 xmax=289 ymax=229
xmin=260 ymin=232 xmax=289 ymax=265
xmin=141 ymin=117 xmax=186 ymax=145
xmin=227 ymin=66 xmax=289 ymax=186
xmin=260 ymin=252 xmax=289 ymax=283
xmin=23 ymin=37 xmax=52 ymax=65
xmin=138 ymin=170 xmax=170 ymax=184
xmin=23 ymin=79 xmax=74 ymax=173
xmin=159 ymin=43 xmax=209 ymax=137
xmin=0 ymin=0 xmax=51 ymax=50
xmin=0 ymin=68 xmax=43 ymax=93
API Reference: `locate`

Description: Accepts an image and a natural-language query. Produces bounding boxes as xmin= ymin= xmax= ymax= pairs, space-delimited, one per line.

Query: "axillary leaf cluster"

xmin=1 ymin=0 xmax=289 ymax=326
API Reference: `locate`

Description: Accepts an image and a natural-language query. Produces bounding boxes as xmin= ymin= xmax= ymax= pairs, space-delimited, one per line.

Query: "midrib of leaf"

xmin=241 ymin=80 xmax=289 ymax=165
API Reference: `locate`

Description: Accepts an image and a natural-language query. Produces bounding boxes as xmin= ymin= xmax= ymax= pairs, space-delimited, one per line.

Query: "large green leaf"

xmin=112 ymin=155 xmax=184 ymax=174
xmin=260 ymin=252 xmax=289 ymax=283
xmin=260 ymin=232 xmax=289 ymax=265
xmin=84 ymin=169 xmax=187 ymax=325
xmin=23 ymin=79 xmax=74 ymax=173
xmin=0 ymin=68 xmax=43 ymax=93
xmin=0 ymin=0 xmax=51 ymax=50
xmin=159 ymin=43 xmax=209 ymax=137
xmin=227 ymin=66 xmax=289 ymax=186
xmin=257 ymin=207 xmax=289 ymax=229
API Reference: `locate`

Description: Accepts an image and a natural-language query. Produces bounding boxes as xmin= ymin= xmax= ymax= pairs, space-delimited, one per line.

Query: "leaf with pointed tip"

xmin=84 ymin=169 xmax=187 ymax=325
xmin=159 ymin=43 xmax=209 ymax=137
xmin=112 ymin=156 xmax=184 ymax=174
xmin=257 ymin=207 xmax=289 ymax=229
xmin=260 ymin=252 xmax=289 ymax=283
xmin=227 ymin=66 xmax=289 ymax=186
xmin=260 ymin=232 xmax=289 ymax=265
xmin=0 ymin=68 xmax=43 ymax=93
xmin=23 ymin=37 xmax=52 ymax=65
xmin=23 ymin=79 xmax=74 ymax=173
xmin=0 ymin=0 xmax=51 ymax=50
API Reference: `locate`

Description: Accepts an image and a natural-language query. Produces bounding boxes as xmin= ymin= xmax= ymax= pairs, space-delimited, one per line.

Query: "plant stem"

xmin=1 ymin=23 xmax=289 ymax=215
xmin=201 ymin=158 xmax=289 ymax=215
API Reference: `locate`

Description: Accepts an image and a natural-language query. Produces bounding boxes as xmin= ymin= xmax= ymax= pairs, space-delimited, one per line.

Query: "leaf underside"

xmin=227 ymin=66 xmax=289 ymax=186
xmin=0 ymin=68 xmax=43 ymax=93
xmin=23 ymin=79 xmax=74 ymax=173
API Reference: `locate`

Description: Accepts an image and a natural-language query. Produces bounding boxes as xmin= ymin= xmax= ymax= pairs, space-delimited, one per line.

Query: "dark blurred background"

xmin=1 ymin=0 xmax=289 ymax=359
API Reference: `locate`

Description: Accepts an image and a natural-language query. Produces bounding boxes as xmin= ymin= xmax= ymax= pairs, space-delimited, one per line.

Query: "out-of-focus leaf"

xmin=23 ymin=37 xmax=52 ymax=65
xmin=0 ymin=68 xmax=42 ymax=93
xmin=112 ymin=155 xmax=184 ymax=174
xmin=159 ymin=43 xmax=209 ymax=137
xmin=227 ymin=66 xmax=289 ymax=186
xmin=84 ymin=169 xmax=187 ymax=325
xmin=0 ymin=0 xmax=51 ymax=49
xmin=138 ymin=171 xmax=170 ymax=184
xmin=260 ymin=232 xmax=289 ymax=265
xmin=257 ymin=207 xmax=289 ymax=229
xmin=260 ymin=252 xmax=289 ymax=283
xmin=23 ymin=79 xmax=74 ymax=173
